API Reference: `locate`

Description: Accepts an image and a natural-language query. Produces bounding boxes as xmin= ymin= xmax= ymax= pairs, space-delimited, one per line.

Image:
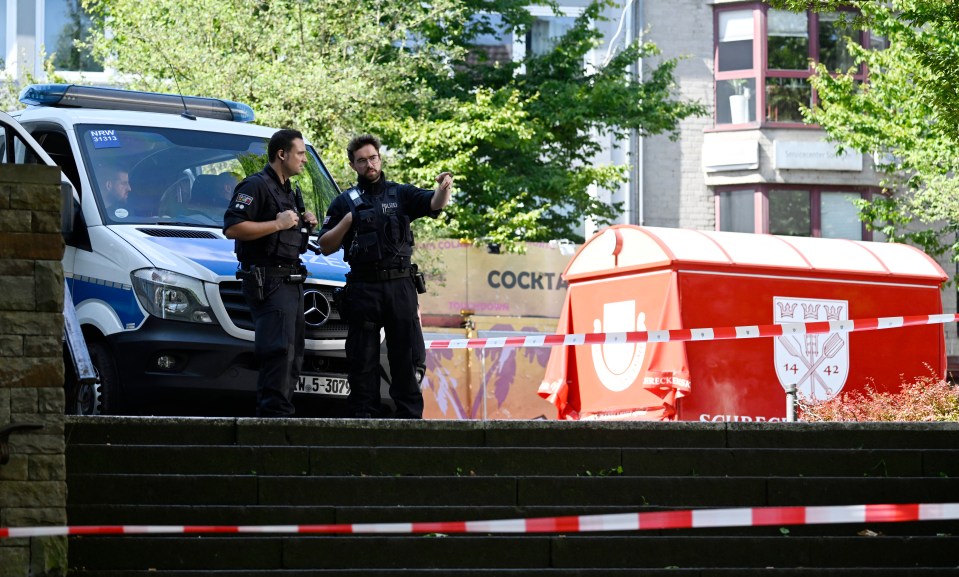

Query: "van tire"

xmin=64 ymin=344 xmax=100 ymax=416
xmin=87 ymin=340 xmax=124 ymax=415
xmin=65 ymin=371 xmax=102 ymax=416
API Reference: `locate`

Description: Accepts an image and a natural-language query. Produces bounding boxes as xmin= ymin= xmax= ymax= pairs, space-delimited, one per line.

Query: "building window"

xmin=818 ymin=12 xmax=859 ymax=72
xmin=769 ymin=188 xmax=811 ymax=236
xmin=717 ymin=10 xmax=754 ymax=72
xmin=44 ymin=0 xmax=102 ymax=72
xmin=718 ymin=189 xmax=755 ymax=233
xmin=466 ymin=8 xmax=582 ymax=64
xmin=466 ymin=13 xmax=514 ymax=66
xmin=713 ymin=3 xmax=868 ymax=128
xmin=819 ymin=191 xmax=863 ymax=239
xmin=717 ymin=185 xmax=871 ymax=240
xmin=527 ymin=14 xmax=577 ymax=57
xmin=767 ymin=10 xmax=808 ymax=70
xmin=716 ymin=9 xmax=756 ymax=125
xmin=518 ymin=7 xmax=583 ymax=66
xmin=468 ymin=7 xmax=585 ymax=73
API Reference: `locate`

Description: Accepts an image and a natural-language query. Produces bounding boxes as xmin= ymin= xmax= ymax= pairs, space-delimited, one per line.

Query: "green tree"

xmin=767 ymin=0 xmax=959 ymax=272
xmin=83 ymin=0 xmax=703 ymax=248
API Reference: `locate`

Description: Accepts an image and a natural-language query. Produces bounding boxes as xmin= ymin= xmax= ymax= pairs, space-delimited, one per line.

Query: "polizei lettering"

xmin=487 ymin=270 xmax=568 ymax=291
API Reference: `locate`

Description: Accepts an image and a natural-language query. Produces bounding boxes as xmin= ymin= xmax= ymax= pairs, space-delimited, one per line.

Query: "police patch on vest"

xmin=236 ymin=193 xmax=254 ymax=205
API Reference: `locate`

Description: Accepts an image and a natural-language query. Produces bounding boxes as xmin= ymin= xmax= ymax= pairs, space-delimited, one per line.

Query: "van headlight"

xmin=131 ymin=269 xmax=217 ymax=324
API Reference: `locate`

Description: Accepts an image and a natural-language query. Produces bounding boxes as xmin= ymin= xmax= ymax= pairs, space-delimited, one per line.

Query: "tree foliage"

xmin=768 ymin=0 xmax=959 ymax=271
xmin=82 ymin=0 xmax=703 ymax=248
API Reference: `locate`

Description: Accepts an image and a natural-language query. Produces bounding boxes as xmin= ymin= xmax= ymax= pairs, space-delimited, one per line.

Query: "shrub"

xmin=799 ymin=370 xmax=959 ymax=422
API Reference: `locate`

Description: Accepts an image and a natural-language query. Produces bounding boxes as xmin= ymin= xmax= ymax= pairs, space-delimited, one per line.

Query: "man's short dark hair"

xmin=268 ymin=129 xmax=304 ymax=162
xmin=99 ymin=163 xmax=127 ymax=184
xmin=347 ymin=134 xmax=381 ymax=162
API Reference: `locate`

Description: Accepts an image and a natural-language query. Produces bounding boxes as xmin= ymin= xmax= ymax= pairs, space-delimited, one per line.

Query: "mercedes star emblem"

xmin=303 ymin=289 xmax=332 ymax=327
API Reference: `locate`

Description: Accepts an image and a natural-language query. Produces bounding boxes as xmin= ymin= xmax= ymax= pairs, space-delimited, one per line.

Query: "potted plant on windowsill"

xmin=728 ymin=79 xmax=752 ymax=124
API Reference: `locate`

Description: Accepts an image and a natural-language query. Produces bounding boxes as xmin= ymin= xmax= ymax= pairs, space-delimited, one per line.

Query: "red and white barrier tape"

xmin=425 ymin=313 xmax=959 ymax=350
xmin=3 ymin=503 xmax=958 ymax=538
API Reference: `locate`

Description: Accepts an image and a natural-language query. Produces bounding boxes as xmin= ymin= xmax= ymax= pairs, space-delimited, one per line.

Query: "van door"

xmin=0 ymin=110 xmax=54 ymax=165
xmin=19 ymin=124 xmax=93 ymax=289
xmin=0 ymin=110 xmax=83 ymax=316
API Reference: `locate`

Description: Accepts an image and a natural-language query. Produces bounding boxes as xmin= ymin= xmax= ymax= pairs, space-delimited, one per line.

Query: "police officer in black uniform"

xmin=318 ymin=134 xmax=453 ymax=418
xmin=223 ymin=129 xmax=319 ymax=417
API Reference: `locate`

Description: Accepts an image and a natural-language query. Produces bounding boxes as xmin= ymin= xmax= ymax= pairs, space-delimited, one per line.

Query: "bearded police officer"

xmin=224 ymin=129 xmax=319 ymax=417
xmin=318 ymin=134 xmax=453 ymax=419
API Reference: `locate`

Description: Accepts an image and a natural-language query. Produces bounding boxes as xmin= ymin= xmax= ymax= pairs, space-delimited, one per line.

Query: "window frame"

xmin=714 ymin=183 xmax=877 ymax=240
xmin=0 ymin=0 xmax=110 ymax=83
xmin=35 ymin=0 xmax=108 ymax=80
xmin=712 ymin=2 xmax=872 ymax=130
xmin=512 ymin=5 xmax=585 ymax=74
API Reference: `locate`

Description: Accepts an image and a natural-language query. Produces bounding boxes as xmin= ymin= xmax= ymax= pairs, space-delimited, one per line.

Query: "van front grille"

xmin=218 ymin=280 xmax=348 ymax=340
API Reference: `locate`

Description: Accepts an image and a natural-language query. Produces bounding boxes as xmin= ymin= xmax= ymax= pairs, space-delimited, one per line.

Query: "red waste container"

xmin=538 ymin=226 xmax=948 ymax=421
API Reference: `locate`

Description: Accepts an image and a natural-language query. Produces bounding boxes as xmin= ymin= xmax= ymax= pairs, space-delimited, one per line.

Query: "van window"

xmin=0 ymin=126 xmax=45 ymax=165
xmin=75 ymin=125 xmax=339 ymax=225
xmin=31 ymin=130 xmax=83 ymax=195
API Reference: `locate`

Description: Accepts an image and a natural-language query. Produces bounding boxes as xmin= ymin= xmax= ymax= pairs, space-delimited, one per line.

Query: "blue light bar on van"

xmin=19 ymin=84 xmax=256 ymax=123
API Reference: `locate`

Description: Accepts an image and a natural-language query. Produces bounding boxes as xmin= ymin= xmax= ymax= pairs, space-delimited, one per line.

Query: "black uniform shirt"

xmin=223 ymin=165 xmax=299 ymax=266
xmin=319 ymin=176 xmax=440 ymax=261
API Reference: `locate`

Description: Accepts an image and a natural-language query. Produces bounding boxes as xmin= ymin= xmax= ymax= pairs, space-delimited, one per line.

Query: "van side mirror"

xmin=61 ymin=180 xmax=91 ymax=251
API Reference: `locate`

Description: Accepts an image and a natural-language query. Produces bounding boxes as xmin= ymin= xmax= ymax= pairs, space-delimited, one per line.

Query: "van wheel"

xmin=67 ymin=372 xmax=102 ymax=416
xmin=86 ymin=341 xmax=124 ymax=415
xmin=64 ymin=345 xmax=101 ymax=416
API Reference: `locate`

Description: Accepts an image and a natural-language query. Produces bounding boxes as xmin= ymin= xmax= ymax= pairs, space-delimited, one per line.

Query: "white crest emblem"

xmin=773 ymin=296 xmax=849 ymax=401
xmin=590 ymin=300 xmax=647 ymax=392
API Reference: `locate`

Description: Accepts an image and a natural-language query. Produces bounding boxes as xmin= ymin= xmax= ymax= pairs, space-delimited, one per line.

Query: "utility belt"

xmin=346 ymin=264 xmax=427 ymax=294
xmin=236 ymin=263 xmax=307 ymax=300
xmin=347 ymin=267 xmax=411 ymax=282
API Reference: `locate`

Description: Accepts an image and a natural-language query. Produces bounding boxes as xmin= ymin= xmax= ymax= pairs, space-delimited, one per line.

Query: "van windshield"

xmin=76 ymin=124 xmax=339 ymax=226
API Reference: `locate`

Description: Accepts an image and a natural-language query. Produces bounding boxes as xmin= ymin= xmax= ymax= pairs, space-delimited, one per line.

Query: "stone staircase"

xmin=64 ymin=417 xmax=959 ymax=576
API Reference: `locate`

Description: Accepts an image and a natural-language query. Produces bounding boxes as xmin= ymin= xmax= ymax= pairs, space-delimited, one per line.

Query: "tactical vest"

xmin=236 ymin=172 xmax=307 ymax=264
xmin=345 ymin=183 xmax=413 ymax=268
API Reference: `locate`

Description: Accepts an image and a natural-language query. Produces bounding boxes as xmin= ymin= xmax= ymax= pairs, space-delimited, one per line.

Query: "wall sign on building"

xmin=702 ymin=138 xmax=760 ymax=172
xmin=773 ymin=140 xmax=863 ymax=171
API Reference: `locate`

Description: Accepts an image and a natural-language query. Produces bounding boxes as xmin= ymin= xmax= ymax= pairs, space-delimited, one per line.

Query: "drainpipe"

xmin=632 ymin=0 xmax=645 ymax=226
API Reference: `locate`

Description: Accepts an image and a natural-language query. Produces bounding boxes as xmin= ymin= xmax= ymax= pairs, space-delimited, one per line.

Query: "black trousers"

xmin=244 ymin=278 xmax=304 ymax=417
xmin=345 ymin=275 xmax=424 ymax=418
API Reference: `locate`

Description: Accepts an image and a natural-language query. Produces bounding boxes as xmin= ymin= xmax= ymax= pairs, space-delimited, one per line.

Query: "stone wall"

xmin=0 ymin=164 xmax=67 ymax=577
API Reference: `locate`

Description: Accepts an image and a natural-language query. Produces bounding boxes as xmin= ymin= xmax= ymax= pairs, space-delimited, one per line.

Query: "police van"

xmin=3 ymin=83 xmax=379 ymax=415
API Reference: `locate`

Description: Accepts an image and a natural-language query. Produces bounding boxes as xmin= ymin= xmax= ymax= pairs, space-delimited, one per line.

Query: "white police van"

xmin=3 ymin=83 xmax=382 ymax=416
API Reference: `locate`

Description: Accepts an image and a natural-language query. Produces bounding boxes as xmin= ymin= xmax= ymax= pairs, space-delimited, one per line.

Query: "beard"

xmin=363 ymin=166 xmax=381 ymax=182
xmin=358 ymin=170 xmax=385 ymax=194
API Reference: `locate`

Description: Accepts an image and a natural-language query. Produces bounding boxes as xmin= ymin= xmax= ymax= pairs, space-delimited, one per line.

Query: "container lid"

xmin=564 ymin=226 xmax=947 ymax=284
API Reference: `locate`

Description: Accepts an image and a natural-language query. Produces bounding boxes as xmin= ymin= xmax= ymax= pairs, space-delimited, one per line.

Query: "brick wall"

xmin=641 ymin=0 xmax=715 ymax=230
xmin=0 ymin=164 xmax=67 ymax=577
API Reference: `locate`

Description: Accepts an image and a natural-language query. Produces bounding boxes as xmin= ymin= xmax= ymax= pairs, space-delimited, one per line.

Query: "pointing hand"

xmin=435 ymin=172 xmax=453 ymax=192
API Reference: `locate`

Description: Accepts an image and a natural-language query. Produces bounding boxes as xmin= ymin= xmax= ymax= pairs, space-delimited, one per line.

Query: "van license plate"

xmin=296 ymin=375 xmax=350 ymax=397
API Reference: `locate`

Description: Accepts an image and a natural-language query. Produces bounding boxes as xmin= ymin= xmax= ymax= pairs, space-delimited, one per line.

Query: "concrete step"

xmin=61 ymin=569 xmax=959 ymax=577
xmin=64 ymin=417 xmax=959 ymax=449
xmin=67 ymin=444 xmax=959 ymax=477
xmin=63 ymin=418 xmax=959 ymax=574
xmin=67 ymin=473 xmax=959 ymax=508
xmin=67 ymin=535 xmax=959 ymax=572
